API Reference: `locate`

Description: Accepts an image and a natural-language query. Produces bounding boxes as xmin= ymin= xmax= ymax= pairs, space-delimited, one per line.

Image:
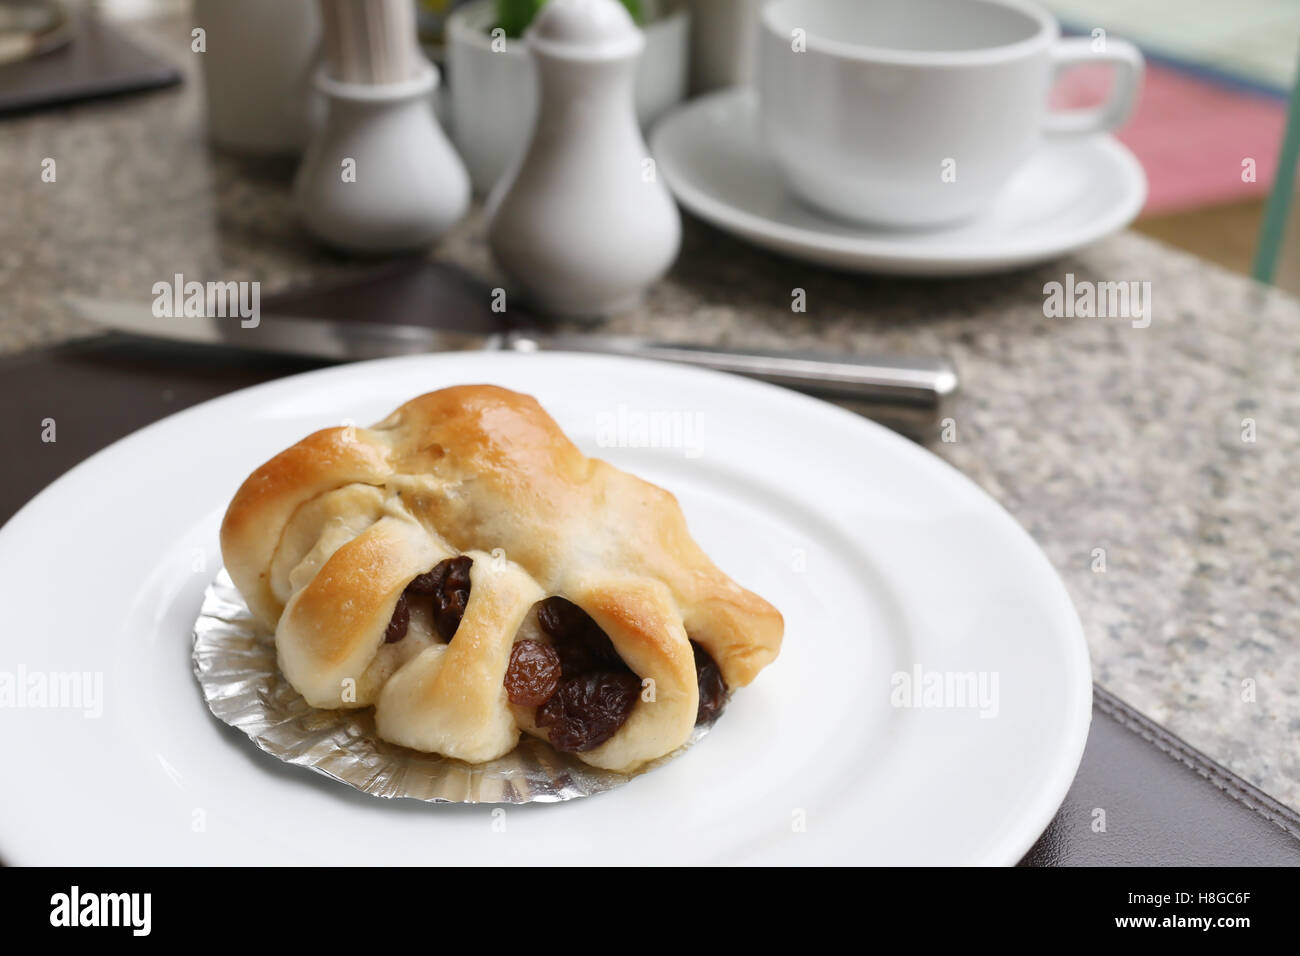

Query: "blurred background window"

xmin=1042 ymin=0 xmax=1300 ymax=291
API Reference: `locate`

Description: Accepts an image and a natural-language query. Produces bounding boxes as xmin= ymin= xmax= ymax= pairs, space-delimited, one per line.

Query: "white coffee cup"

xmin=758 ymin=0 xmax=1143 ymax=228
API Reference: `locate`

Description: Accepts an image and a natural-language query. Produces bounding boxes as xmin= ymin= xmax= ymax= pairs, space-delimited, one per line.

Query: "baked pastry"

xmin=220 ymin=385 xmax=783 ymax=773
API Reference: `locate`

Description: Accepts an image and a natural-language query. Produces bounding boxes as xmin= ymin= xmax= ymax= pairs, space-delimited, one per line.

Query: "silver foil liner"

xmin=192 ymin=569 xmax=712 ymax=804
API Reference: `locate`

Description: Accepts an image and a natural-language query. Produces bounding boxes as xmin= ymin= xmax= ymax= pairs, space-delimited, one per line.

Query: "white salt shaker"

xmin=487 ymin=0 xmax=681 ymax=318
xmin=293 ymin=60 xmax=470 ymax=255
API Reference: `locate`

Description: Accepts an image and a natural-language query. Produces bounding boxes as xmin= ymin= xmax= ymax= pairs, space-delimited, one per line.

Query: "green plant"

xmin=496 ymin=0 xmax=644 ymax=38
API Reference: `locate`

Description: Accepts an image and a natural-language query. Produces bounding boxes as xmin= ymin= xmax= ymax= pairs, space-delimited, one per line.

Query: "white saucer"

xmin=651 ymin=88 xmax=1147 ymax=277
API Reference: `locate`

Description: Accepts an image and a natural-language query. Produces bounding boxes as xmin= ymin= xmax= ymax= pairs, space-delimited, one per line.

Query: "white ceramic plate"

xmin=0 ymin=353 xmax=1090 ymax=864
xmin=651 ymin=88 xmax=1147 ymax=277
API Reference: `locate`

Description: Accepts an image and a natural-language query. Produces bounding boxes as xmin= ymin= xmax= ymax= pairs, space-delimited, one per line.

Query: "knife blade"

xmin=66 ymin=296 xmax=957 ymax=434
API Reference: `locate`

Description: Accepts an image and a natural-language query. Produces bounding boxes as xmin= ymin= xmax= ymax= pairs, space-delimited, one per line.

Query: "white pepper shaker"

xmin=487 ymin=0 xmax=681 ymax=318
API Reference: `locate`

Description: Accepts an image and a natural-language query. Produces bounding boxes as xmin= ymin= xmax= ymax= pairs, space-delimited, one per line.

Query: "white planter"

xmin=447 ymin=0 xmax=689 ymax=194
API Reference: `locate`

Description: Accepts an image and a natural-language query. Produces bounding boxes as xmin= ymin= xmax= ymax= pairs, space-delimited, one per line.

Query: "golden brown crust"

xmin=220 ymin=385 xmax=783 ymax=772
xmin=220 ymin=428 xmax=392 ymax=628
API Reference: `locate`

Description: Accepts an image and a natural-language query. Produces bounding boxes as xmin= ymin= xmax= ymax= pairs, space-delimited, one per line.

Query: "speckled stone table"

xmin=2 ymin=13 xmax=1297 ymax=810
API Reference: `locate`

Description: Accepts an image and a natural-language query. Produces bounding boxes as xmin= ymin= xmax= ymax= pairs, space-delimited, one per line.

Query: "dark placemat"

xmin=0 ymin=8 xmax=181 ymax=116
xmin=1021 ymin=686 xmax=1300 ymax=865
xmin=0 ymin=335 xmax=324 ymax=525
xmin=0 ymin=261 xmax=520 ymax=525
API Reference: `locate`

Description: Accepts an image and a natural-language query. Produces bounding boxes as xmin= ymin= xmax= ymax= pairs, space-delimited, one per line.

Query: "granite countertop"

xmin=2 ymin=13 xmax=1297 ymax=811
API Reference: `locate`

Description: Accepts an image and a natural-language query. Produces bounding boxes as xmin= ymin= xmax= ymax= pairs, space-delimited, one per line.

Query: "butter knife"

xmin=67 ymin=296 xmax=957 ymax=432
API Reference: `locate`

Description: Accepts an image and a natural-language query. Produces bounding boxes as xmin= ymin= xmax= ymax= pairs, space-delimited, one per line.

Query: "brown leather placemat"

xmin=1021 ymin=686 xmax=1300 ymax=865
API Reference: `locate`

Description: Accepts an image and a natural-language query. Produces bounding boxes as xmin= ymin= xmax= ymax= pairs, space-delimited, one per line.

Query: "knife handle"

xmin=515 ymin=334 xmax=958 ymax=431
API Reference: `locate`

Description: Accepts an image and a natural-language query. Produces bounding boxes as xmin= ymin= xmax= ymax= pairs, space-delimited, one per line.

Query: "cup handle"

xmin=1045 ymin=36 xmax=1144 ymax=136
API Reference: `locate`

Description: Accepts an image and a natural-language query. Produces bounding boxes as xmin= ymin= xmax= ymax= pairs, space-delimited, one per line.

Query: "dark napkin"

xmin=0 ymin=8 xmax=180 ymax=116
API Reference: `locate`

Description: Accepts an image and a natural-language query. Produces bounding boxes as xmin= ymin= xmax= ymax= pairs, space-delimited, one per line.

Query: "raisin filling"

xmin=389 ymin=583 xmax=731 ymax=747
xmin=521 ymin=597 xmax=639 ymax=752
xmin=692 ymin=641 xmax=727 ymax=725
xmin=383 ymin=555 xmax=474 ymax=644
xmin=411 ymin=555 xmax=473 ymax=641
xmin=536 ymin=671 xmax=642 ymax=752
xmin=504 ymin=640 xmax=561 ymax=707
xmin=383 ymin=593 xmax=410 ymax=644
xmin=537 ymin=596 xmax=624 ymax=676
xmin=499 ymin=597 xmax=735 ymax=751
